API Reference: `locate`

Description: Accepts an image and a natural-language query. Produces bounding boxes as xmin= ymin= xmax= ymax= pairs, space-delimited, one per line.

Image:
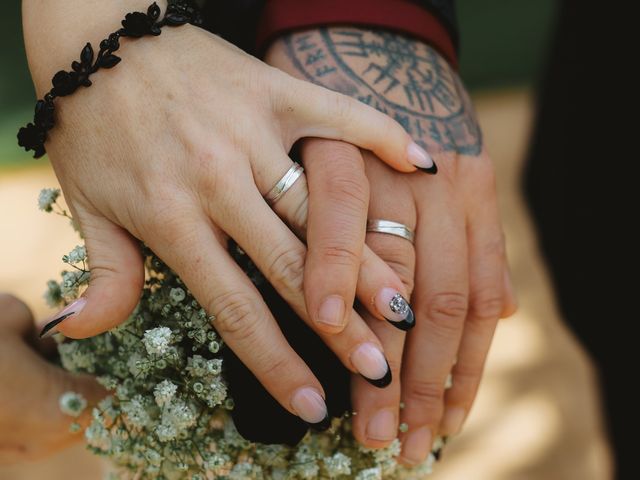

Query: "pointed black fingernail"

xmin=363 ymin=360 xmax=392 ymax=388
xmin=418 ymin=161 xmax=438 ymax=174
xmin=39 ymin=312 xmax=76 ymax=338
xmin=385 ymin=306 xmax=415 ymax=331
xmin=308 ymin=414 xmax=332 ymax=432
xmin=434 ymin=436 xmax=448 ymax=461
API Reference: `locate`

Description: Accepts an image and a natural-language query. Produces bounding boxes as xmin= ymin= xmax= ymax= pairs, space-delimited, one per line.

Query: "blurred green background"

xmin=0 ymin=0 xmax=556 ymax=169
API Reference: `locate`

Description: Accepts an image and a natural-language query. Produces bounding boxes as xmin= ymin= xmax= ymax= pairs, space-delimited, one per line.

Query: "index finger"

xmin=300 ymin=138 xmax=369 ymax=333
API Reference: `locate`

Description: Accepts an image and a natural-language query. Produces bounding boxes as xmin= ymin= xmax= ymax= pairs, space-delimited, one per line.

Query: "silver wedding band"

xmin=264 ymin=163 xmax=304 ymax=206
xmin=367 ymin=219 xmax=415 ymax=244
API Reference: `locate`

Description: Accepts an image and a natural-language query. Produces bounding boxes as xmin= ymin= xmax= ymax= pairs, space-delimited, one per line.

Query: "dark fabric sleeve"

xmin=255 ymin=0 xmax=459 ymax=68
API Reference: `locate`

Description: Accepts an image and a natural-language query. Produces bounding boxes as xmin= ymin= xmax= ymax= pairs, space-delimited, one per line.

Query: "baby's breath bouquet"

xmin=40 ymin=188 xmax=443 ymax=479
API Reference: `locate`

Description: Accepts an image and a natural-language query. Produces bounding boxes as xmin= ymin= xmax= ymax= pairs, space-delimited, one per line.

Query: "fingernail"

xmin=317 ymin=295 xmax=346 ymax=328
xmin=291 ymin=387 xmax=330 ymax=430
xmin=433 ymin=435 xmax=447 ymax=461
xmin=407 ymin=142 xmax=437 ymax=174
xmin=375 ymin=288 xmax=415 ymax=331
xmin=351 ymin=343 xmax=391 ymax=388
xmin=401 ymin=427 xmax=432 ymax=465
xmin=39 ymin=297 xmax=87 ymax=338
xmin=367 ymin=408 xmax=397 ymax=441
xmin=440 ymin=407 xmax=466 ymax=436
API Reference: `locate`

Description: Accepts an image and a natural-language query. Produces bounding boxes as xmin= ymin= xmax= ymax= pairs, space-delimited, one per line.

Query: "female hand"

xmin=23 ymin=1 xmax=428 ymax=426
xmin=0 ymin=294 xmax=104 ymax=463
xmin=266 ymin=27 xmax=517 ymax=459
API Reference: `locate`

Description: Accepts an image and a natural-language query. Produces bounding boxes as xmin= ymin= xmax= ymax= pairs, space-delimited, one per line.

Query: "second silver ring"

xmin=264 ymin=163 xmax=304 ymax=206
xmin=367 ymin=219 xmax=415 ymax=244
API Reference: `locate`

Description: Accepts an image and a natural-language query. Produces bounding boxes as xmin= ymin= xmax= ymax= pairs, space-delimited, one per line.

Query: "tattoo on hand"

xmin=285 ymin=28 xmax=482 ymax=156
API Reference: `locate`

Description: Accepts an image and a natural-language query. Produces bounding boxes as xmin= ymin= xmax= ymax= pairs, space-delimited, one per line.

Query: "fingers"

xmin=212 ymin=182 xmax=392 ymax=387
xmin=399 ymin=188 xmax=468 ymax=465
xmin=143 ymin=211 xmax=330 ymax=427
xmin=43 ymin=211 xmax=145 ymax=339
xmin=350 ymin=309 xmax=404 ymax=448
xmin=298 ymin=139 xmax=369 ymax=333
xmin=350 ymin=154 xmax=417 ymax=448
xmin=440 ymin=214 xmax=511 ymax=436
xmin=281 ymin=76 xmax=436 ymax=173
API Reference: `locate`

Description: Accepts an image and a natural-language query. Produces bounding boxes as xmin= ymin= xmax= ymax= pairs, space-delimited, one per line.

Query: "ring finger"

xmin=351 ymin=154 xmax=417 ymax=447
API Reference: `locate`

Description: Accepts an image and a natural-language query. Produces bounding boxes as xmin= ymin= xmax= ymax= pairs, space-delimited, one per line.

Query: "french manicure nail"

xmin=375 ymin=288 xmax=415 ymax=331
xmin=401 ymin=427 xmax=432 ymax=465
xmin=351 ymin=343 xmax=391 ymax=388
xmin=317 ymin=295 xmax=346 ymax=328
xmin=291 ymin=387 xmax=330 ymax=430
xmin=407 ymin=142 xmax=437 ymax=174
xmin=433 ymin=435 xmax=447 ymax=461
xmin=367 ymin=408 xmax=397 ymax=442
xmin=39 ymin=297 xmax=87 ymax=338
xmin=440 ymin=407 xmax=466 ymax=436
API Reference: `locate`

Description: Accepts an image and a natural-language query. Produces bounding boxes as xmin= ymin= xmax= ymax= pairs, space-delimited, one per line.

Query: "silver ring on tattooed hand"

xmin=366 ymin=219 xmax=415 ymax=244
xmin=264 ymin=163 xmax=304 ymax=206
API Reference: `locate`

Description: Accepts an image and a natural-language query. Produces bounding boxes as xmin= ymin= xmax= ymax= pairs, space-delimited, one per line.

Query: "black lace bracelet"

xmin=17 ymin=1 xmax=202 ymax=158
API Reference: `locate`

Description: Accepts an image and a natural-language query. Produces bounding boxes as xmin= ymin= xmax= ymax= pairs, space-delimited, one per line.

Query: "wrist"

xmin=23 ymin=0 xmax=169 ymax=95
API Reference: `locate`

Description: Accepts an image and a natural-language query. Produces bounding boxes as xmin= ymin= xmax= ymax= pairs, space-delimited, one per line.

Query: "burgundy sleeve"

xmin=255 ymin=0 xmax=458 ymax=69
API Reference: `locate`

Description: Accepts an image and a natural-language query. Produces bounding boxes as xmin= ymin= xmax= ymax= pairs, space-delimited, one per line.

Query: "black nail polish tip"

xmin=308 ymin=414 xmax=332 ymax=432
xmin=434 ymin=436 xmax=448 ymax=461
xmin=385 ymin=307 xmax=415 ymax=331
xmin=433 ymin=446 xmax=443 ymax=461
xmin=39 ymin=312 xmax=75 ymax=338
xmin=363 ymin=360 xmax=392 ymax=388
xmin=418 ymin=162 xmax=438 ymax=174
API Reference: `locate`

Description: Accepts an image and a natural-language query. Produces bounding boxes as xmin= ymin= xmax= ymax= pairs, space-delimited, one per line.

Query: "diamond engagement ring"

xmin=264 ymin=163 xmax=304 ymax=206
xmin=366 ymin=219 xmax=415 ymax=244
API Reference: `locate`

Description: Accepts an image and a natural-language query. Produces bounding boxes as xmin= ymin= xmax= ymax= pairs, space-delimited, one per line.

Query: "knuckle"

xmin=211 ymin=291 xmax=260 ymax=338
xmin=258 ymin=353 xmax=291 ymax=381
xmin=266 ymin=246 xmax=305 ymax=293
xmin=322 ymin=170 xmax=369 ymax=214
xmin=470 ymin=291 xmax=503 ymax=322
xmin=320 ymin=243 xmax=361 ymax=268
xmin=452 ymin=362 xmax=484 ymax=386
xmin=405 ymin=379 xmax=445 ymax=409
xmin=483 ymin=235 xmax=506 ymax=258
xmin=367 ymin=245 xmax=415 ymax=293
xmin=426 ymin=292 xmax=468 ymax=330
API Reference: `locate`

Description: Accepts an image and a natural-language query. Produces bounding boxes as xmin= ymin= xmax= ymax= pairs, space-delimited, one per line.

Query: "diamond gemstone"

xmin=389 ymin=293 xmax=409 ymax=317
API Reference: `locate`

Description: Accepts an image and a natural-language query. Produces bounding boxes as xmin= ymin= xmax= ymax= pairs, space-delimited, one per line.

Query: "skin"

xmin=0 ymin=294 xmax=105 ymax=463
xmin=22 ymin=0 xmax=427 ymax=424
xmin=266 ymin=28 xmax=518 ymax=463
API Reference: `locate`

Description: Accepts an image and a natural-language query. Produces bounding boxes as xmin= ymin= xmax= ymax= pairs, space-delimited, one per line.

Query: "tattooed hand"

xmin=266 ymin=27 xmax=517 ymax=464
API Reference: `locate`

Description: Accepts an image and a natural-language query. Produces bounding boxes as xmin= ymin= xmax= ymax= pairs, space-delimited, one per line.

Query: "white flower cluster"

xmin=59 ymin=391 xmax=87 ymax=418
xmin=142 ymin=326 xmax=173 ymax=356
xmin=45 ymin=201 xmax=445 ymax=479
xmin=63 ymin=245 xmax=86 ymax=265
xmin=37 ymin=187 xmax=60 ymax=212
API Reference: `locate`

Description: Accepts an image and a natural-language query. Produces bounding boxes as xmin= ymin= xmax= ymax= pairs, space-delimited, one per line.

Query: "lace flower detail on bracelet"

xmin=17 ymin=1 xmax=202 ymax=158
xmin=121 ymin=3 xmax=162 ymax=37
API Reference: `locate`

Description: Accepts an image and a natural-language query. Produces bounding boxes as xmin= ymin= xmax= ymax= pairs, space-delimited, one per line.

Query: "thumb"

xmin=40 ymin=211 xmax=144 ymax=339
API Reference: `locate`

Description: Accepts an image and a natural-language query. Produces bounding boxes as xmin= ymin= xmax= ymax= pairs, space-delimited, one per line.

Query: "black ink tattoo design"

xmin=285 ymin=28 xmax=482 ymax=156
